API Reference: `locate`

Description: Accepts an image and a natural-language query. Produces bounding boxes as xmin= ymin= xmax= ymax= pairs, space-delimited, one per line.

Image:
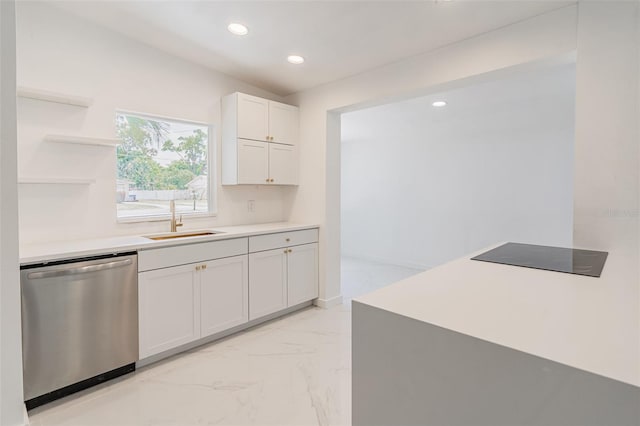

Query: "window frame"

xmin=115 ymin=109 xmax=217 ymax=224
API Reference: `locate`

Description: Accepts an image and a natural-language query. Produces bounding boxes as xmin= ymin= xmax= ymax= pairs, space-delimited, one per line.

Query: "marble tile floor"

xmin=28 ymin=258 xmax=424 ymax=426
xmin=340 ymin=256 xmax=425 ymax=302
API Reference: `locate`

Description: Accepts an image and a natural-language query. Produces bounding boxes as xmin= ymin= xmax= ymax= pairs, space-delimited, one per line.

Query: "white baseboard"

xmin=314 ymin=295 xmax=343 ymax=309
xmin=341 ymin=252 xmax=431 ymax=271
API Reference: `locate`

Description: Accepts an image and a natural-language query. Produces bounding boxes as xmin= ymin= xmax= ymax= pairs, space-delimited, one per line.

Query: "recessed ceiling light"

xmin=432 ymin=101 xmax=448 ymax=107
xmin=287 ymin=55 xmax=305 ymax=65
xmin=228 ymin=23 xmax=249 ymax=36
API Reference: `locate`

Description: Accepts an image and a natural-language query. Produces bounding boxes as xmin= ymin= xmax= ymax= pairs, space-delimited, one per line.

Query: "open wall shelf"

xmin=17 ymin=86 xmax=93 ymax=108
xmin=18 ymin=177 xmax=96 ymax=185
xmin=44 ymin=134 xmax=121 ymax=147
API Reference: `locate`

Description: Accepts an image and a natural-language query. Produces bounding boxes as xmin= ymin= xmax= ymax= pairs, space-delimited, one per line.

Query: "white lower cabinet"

xmin=137 ymin=229 xmax=318 ymax=362
xmin=200 ymin=255 xmax=249 ymax=338
xmin=248 ymin=249 xmax=287 ymax=320
xmin=287 ymin=243 xmax=319 ymax=306
xmin=139 ymin=254 xmax=248 ymax=359
xmin=139 ymin=264 xmax=199 ymax=359
xmin=249 ymin=242 xmax=319 ymax=321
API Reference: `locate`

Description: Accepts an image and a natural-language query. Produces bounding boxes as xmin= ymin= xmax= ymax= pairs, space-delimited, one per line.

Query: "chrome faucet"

xmin=169 ymin=200 xmax=183 ymax=232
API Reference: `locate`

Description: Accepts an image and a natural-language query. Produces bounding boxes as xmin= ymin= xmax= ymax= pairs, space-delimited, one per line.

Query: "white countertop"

xmin=354 ymin=243 xmax=640 ymax=387
xmin=20 ymin=222 xmax=319 ymax=265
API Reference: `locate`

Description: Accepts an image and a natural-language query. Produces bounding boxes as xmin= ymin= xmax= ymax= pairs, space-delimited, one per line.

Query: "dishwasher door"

xmin=21 ymin=253 xmax=139 ymax=401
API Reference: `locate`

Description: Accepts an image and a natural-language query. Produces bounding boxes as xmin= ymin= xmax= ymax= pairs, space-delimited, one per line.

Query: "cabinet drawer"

xmin=139 ymin=238 xmax=248 ymax=272
xmin=249 ymin=228 xmax=318 ymax=253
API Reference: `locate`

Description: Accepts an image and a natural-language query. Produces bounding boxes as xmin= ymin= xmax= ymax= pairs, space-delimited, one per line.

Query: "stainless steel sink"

xmin=143 ymin=230 xmax=221 ymax=241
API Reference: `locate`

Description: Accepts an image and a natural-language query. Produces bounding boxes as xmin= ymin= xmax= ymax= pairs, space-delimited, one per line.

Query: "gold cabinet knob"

xmin=288 ymin=249 xmax=293 ymax=253
xmin=284 ymin=249 xmax=288 ymax=254
xmin=286 ymin=238 xmax=290 ymax=242
xmin=266 ymin=135 xmax=270 ymax=140
xmin=270 ymin=178 xmax=274 ymax=182
xmin=265 ymin=178 xmax=270 ymax=183
xmin=196 ymin=265 xmax=201 ymax=271
xmin=202 ymin=264 xmax=207 ymax=270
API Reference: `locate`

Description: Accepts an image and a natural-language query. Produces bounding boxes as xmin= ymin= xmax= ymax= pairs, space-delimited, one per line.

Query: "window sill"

xmin=117 ymin=211 xmax=217 ymax=224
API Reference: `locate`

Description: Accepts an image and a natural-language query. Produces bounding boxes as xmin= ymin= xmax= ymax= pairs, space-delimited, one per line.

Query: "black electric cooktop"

xmin=471 ymin=242 xmax=608 ymax=277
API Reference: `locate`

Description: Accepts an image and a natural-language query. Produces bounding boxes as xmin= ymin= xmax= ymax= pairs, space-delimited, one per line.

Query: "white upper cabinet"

xmin=268 ymin=101 xmax=299 ymax=145
xmin=237 ymin=140 xmax=270 ymax=184
xmin=269 ymin=143 xmax=298 ymax=185
xmin=222 ymin=92 xmax=299 ymax=186
xmin=234 ymin=93 xmax=298 ymax=146
xmin=237 ymin=93 xmax=269 ymax=142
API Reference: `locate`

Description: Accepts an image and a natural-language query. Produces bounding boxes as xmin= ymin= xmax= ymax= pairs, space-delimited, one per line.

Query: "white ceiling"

xmin=47 ymin=0 xmax=574 ymax=96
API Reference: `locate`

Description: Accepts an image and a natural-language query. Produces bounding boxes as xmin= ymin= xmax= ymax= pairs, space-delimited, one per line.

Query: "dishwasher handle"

xmin=27 ymin=258 xmax=133 ymax=280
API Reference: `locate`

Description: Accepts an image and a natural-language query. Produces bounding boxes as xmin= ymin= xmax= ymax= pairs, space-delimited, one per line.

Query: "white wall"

xmin=1 ymin=0 xmax=26 ymax=424
xmin=341 ymin=64 xmax=575 ymax=269
xmin=286 ymin=5 xmax=579 ymax=306
xmin=574 ymin=2 xmax=639 ymax=255
xmin=16 ymin=2 xmax=294 ymax=245
xmin=572 ymin=2 xmax=640 ymax=353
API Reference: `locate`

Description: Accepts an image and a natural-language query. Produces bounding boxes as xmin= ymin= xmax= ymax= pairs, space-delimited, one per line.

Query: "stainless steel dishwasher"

xmin=21 ymin=252 xmax=138 ymax=409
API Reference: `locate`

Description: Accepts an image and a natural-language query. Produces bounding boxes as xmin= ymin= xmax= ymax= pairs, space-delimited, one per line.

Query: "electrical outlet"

xmin=247 ymin=200 xmax=255 ymax=212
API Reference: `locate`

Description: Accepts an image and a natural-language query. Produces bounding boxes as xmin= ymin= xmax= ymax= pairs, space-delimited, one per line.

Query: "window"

xmin=115 ymin=112 xmax=212 ymax=221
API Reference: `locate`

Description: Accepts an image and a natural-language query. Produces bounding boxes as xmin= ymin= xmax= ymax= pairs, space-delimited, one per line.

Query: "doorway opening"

xmin=340 ymin=62 xmax=576 ymax=301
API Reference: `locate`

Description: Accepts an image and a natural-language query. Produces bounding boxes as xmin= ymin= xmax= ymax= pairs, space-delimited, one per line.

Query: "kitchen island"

xmin=353 ymin=243 xmax=639 ymax=426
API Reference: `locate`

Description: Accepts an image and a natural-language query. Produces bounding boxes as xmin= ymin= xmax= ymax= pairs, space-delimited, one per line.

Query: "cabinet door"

xmin=287 ymin=243 xmax=319 ymax=306
xmin=237 ymin=93 xmax=269 ymax=142
xmin=238 ymin=140 xmax=269 ymax=184
xmin=200 ymin=255 xmax=249 ymax=337
xmin=269 ymin=143 xmax=298 ymax=185
xmin=249 ymin=248 xmax=287 ymax=320
xmin=269 ymin=101 xmax=298 ymax=145
xmin=139 ymin=264 xmax=199 ymax=359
